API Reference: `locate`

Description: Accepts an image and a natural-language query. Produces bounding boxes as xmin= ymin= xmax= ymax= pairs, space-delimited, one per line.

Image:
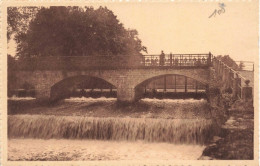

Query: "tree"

xmin=8 ymin=54 xmax=17 ymax=96
xmin=7 ymin=7 xmax=39 ymax=41
xmin=15 ymin=6 xmax=147 ymax=58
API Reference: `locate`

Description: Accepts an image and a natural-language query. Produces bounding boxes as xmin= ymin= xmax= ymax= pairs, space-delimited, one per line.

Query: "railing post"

xmin=170 ymin=53 xmax=173 ymax=66
xmin=142 ymin=55 xmax=145 ymax=66
xmin=208 ymin=52 xmax=212 ymax=66
xmin=180 ymin=55 xmax=182 ymax=67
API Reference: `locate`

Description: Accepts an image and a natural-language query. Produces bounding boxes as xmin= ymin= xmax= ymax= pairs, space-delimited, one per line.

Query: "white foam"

xmin=141 ymin=98 xmax=206 ymax=103
xmin=8 ymin=96 xmax=36 ymax=101
xmin=64 ymin=97 xmax=117 ymax=102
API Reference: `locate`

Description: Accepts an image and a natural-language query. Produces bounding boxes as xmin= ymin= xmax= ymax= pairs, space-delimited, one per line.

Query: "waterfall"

xmin=8 ymin=115 xmax=217 ymax=144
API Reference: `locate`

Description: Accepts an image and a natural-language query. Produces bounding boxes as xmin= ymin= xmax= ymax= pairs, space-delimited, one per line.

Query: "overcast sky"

xmin=8 ymin=1 xmax=258 ymax=61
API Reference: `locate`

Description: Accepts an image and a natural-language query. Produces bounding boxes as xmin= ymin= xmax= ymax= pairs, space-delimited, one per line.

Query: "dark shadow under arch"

xmin=9 ymin=81 xmax=36 ymax=98
xmin=50 ymin=75 xmax=116 ymax=102
xmin=134 ymin=74 xmax=208 ymax=100
xmin=136 ymin=74 xmax=207 ymax=88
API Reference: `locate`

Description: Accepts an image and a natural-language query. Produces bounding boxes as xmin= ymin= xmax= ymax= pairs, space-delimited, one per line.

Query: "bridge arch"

xmin=133 ymin=73 xmax=209 ymax=101
xmin=50 ymin=75 xmax=117 ymax=102
xmin=13 ymin=68 xmax=211 ymax=103
xmin=132 ymin=69 xmax=210 ymax=89
xmin=135 ymin=74 xmax=208 ymax=88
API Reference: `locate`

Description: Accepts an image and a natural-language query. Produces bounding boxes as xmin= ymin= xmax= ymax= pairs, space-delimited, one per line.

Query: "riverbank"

xmin=199 ymin=100 xmax=254 ymax=160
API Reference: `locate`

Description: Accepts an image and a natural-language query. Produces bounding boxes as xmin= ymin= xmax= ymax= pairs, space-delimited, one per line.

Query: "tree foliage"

xmin=15 ymin=6 xmax=147 ymax=58
xmin=8 ymin=54 xmax=18 ymax=96
xmin=7 ymin=7 xmax=39 ymax=41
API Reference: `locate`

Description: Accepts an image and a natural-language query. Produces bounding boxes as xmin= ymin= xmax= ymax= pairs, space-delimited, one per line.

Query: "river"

xmin=8 ymin=97 xmax=218 ymax=161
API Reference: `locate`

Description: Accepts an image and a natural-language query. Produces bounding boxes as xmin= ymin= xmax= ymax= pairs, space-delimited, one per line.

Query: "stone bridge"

xmin=14 ymin=68 xmax=211 ymax=102
xmin=10 ymin=53 xmax=252 ymax=103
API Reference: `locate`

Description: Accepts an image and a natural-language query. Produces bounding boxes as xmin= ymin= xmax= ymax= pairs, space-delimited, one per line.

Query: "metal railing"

xmin=141 ymin=53 xmax=212 ymax=67
xmin=14 ymin=53 xmax=213 ymax=70
xmin=212 ymin=57 xmax=249 ymax=99
xmin=235 ymin=61 xmax=254 ymax=71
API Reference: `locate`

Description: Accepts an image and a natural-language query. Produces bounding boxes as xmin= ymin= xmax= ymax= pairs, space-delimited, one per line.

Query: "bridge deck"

xmin=13 ymin=53 xmax=212 ymax=70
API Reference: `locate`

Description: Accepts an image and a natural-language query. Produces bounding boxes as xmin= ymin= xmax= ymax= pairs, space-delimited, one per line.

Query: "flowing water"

xmin=8 ymin=115 xmax=216 ymax=144
xmin=8 ymin=98 xmax=219 ymax=160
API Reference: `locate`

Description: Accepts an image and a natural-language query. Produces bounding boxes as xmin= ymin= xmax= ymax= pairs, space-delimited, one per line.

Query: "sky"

xmin=8 ymin=1 xmax=258 ymax=61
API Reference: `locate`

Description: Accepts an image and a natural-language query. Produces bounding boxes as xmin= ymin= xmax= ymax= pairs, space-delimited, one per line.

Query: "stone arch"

xmin=13 ymin=68 xmax=211 ymax=103
xmin=135 ymin=74 xmax=208 ymax=89
xmin=50 ymin=75 xmax=117 ymax=102
xmin=132 ymin=69 xmax=210 ymax=89
xmin=9 ymin=81 xmax=36 ymax=98
xmin=133 ymin=72 xmax=210 ymax=101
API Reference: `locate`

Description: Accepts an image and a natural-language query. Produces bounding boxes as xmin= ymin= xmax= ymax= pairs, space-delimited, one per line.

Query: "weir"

xmin=8 ymin=115 xmax=216 ymax=144
xmin=8 ymin=98 xmax=220 ymax=145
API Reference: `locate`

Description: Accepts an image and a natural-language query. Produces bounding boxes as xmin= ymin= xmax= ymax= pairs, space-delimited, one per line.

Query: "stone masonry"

xmin=14 ymin=68 xmax=211 ymax=103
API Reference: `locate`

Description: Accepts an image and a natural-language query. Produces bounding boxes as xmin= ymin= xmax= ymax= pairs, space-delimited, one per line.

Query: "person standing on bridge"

xmin=160 ymin=50 xmax=165 ymax=66
xmin=155 ymin=57 xmax=159 ymax=66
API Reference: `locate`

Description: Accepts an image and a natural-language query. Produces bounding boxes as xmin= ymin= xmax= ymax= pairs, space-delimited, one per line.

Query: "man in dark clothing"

xmin=160 ymin=50 xmax=165 ymax=66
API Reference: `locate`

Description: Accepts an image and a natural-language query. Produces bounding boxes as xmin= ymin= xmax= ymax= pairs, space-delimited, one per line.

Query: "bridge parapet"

xmin=14 ymin=55 xmax=143 ymax=70
xmin=234 ymin=61 xmax=254 ymax=71
xmin=212 ymin=57 xmax=253 ymax=100
xmin=13 ymin=53 xmax=212 ymax=70
xmin=142 ymin=53 xmax=212 ymax=67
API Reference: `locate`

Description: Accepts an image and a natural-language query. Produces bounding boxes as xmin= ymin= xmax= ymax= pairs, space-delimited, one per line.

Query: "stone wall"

xmin=14 ymin=56 xmax=143 ymax=70
xmin=212 ymin=58 xmax=253 ymax=100
xmin=13 ymin=68 xmax=211 ymax=103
